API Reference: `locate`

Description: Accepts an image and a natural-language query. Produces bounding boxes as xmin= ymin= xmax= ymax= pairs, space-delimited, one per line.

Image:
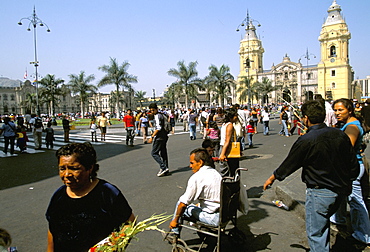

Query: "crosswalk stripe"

xmin=0 ymin=130 xmax=189 ymax=157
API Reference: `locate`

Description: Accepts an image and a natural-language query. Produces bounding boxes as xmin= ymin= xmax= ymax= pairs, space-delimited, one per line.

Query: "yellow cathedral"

xmin=236 ymin=0 xmax=354 ymax=104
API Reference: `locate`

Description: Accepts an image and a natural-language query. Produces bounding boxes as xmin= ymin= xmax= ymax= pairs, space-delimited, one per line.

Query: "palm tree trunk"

xmin=80 ymin=100 xmax=84 ymax=119
xmin=116 ymin=86 xmax=120 ymax=118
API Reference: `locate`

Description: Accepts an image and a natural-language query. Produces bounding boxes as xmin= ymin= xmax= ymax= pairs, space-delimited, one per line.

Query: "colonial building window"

xmin=331 ymin=70 xmax=336 ymax=77
xmin=3 ymin=94 xmax=7 ymax=100
xmin=307 ymin=73 xmax=312 ymax=80
xmin=10 ymin=94 xmax=15 ymax=101
xmin=332 ymin=82 xmax=336 ymax=89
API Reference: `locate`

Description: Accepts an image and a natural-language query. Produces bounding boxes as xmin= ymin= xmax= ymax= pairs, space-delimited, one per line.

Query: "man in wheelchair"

xmin=167 ymin=148 xmax=222 ymax=244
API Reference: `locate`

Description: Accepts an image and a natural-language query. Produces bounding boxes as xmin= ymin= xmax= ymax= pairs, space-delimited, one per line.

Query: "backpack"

xmin=34 ymin=118 xmax=43 ymax=128
xmin=160 ymin=113 xmax=172 ymax=134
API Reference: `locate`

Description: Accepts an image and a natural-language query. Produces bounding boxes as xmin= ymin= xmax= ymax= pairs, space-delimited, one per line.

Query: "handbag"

xmin=226 ymin=128 xmax=241 ymax=158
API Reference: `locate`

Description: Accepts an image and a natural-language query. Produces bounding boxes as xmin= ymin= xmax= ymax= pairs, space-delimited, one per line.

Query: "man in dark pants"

xmin=263 ymin=100 xmax=359 ymax=252
xmin=62 ymin=116 xmax=70 ymax=143
xmin=147 ymin=103 xmax=169 ymax=177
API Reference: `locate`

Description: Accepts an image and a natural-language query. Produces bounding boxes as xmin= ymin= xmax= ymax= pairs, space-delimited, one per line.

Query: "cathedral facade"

xmin=237 ymin=0 xmax=355 ymax=104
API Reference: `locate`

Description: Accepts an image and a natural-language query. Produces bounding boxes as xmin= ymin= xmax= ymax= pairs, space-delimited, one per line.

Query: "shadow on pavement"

xmin=0 ymin=142 xmax=141 ymax=190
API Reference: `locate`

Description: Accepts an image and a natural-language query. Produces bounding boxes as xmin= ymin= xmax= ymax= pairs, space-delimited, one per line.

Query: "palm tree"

xmin=134 ymin=90 xmax=147 ymax=110
xmin=237 ymin=76 xmax=254 ymax=105
xmin=254 ymin=77 xmax=277 ymax=104
xmin=68 ymin=71 xmax=97 ymax=117
xmin=39 ymin=74 xmax=65 ymax=116
xmin=98 ymin=57 xmax=138 ymax=117
xmin=167 ymin=60 xmax=201 ymax=108
xmin=205 ymin=64 xmax=235 ymax=107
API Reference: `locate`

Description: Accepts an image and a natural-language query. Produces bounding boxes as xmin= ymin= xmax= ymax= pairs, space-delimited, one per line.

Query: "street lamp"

xmin=236 ymin=10 xmax=261 ymax=107
xmin=299 ymin=48 xmax=316 ymax=101
xmin=18 ymin=6 xmax=50 ymax=115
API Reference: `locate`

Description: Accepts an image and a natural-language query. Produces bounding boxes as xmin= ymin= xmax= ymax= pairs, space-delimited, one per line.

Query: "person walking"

xmin=330 ymin=98 xmax=370 ymax=249
xmin=219 ymin=108 xmax=240 ymax=177
xmin=97 ymin=112 xmax=109 ymax=141
xmin=0 ymin=117 xmax=16 ymax=155
xmin=246 ymin=119 xmax=255 ymax=148
xmin=45 ymin=122 xmax=55 ymax=149
xmin=123 ymin=109 xmax=135 ymax=146
xmin=251 ymin=107 xmax=259 ymax=134
xmin=279 ymin=106 xmax=290 ymax=137
xmin=263 ymin=100 xmax=359 ymax=252
xmin=90 ymin=118 xmax=98 ymax=142
xmin=139 ymin=111 xmax=149 ymax=144
xmin=147 ymin=103 xmax=169 ymax=177
xmin=188 ymin=110 xmax=198 ymax=140
xmin=62 ymin=116 xmax=70 ymax=143
xmin=30 ymin=114 xmax=44 ymax=149
xmin=261 ymin=106 xmax=270 ymax=136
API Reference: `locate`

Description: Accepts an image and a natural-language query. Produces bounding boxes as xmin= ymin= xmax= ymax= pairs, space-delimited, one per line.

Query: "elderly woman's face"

xmin=58 ymin=155 xmax=91 ymax=190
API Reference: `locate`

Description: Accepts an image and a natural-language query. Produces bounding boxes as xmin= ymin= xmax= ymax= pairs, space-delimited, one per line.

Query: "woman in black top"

xmin=46 ymin=142 xmax=134 ymax=252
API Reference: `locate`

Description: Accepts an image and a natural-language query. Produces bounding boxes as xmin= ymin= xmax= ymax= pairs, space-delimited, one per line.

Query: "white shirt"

xmin=261 ymin=110 xmax=270 ymax=121
xmin=179 ymin=166 xmax=222 ymax=213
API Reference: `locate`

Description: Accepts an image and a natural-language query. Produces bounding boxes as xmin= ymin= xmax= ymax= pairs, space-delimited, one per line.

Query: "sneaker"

xmin=190 ymin=136 xmax=193 ymax=140
xmin=157 ymin=168 xmax=169 ymax=177
xmin=164 ymin=232 xmax=179 ymax=244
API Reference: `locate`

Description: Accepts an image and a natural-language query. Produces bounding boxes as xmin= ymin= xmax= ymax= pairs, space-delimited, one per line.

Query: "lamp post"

xmin=237 ymin=10 xmax=261 ymax=107
xmin=299 ymin=48 xmax=316 ymax=101
xmin=18 ymin=6 xmax=50 ymax=116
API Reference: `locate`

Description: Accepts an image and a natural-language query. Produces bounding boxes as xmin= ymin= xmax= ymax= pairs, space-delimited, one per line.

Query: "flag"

xmin=23 ymin=69 xmax=28 ymax=79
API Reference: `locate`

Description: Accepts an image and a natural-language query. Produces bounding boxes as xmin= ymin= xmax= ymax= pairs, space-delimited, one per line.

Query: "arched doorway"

xmin=282 ymin=90 xmax=291 ymax=103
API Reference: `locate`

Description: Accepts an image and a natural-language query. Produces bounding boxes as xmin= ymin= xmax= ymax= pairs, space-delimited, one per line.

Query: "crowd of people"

xmin=1 ymin=98 xmax=370 ymax=251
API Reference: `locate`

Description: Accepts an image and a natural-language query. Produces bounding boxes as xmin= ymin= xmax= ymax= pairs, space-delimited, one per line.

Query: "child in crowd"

xmin=90 ymin=118 xmax=98 ymax=142
xmin=45 ymin=122 xmax=55 ymax=149
xmin=206 ymin=121 xmax=220 ymax=156
xmin=16 ymin=125 xmax=28 ymax=153
xmin=246 ymin=119 xmax=255 ymax=148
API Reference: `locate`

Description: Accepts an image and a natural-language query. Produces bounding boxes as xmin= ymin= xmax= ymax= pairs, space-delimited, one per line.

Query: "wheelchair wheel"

xmin=172 ymin=244 xmax=186 ymax=252
xmin=228 ymin=228 xmax=246 ymax=245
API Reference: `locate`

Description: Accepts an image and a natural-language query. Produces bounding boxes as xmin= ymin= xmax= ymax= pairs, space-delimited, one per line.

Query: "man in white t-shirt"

xmin=166 ymin=148 xmax=221 ymax=243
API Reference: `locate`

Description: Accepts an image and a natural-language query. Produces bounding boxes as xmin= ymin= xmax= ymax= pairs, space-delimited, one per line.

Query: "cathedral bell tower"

xmin=317 ymin=0 xmax=353 ymax=100
xmin=237 ymin=12 xmax=264 ymax=104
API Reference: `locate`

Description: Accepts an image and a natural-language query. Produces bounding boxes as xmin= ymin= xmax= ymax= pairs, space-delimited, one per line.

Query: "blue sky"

xmin=1 ymin=0 xmax=369 ymax=97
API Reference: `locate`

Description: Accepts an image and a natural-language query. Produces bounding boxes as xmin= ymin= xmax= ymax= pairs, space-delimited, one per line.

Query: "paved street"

xmin=1 ymin=119 xmax=312 ymax=251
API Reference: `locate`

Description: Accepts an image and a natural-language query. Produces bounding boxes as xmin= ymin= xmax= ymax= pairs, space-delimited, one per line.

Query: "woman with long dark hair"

xmin=330 ymin=98 xmax=370 ymax=247
xmin=218 ymin=108 xmax=240 ymax=177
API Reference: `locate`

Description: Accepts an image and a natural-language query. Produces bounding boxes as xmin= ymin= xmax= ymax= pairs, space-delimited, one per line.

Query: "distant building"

xmin=237 ymin=0 xmax=355 ymax=104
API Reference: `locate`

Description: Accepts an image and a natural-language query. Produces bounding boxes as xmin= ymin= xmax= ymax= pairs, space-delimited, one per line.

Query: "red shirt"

xmin=247 ymin=124 xmax=255 ymax=134
xmin=123 ymin=115 xmax=135 ymax=128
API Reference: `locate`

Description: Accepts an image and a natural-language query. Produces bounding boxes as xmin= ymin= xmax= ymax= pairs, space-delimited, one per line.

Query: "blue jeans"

xmin=126 ymin=127 xmax=135 ymax=145
xmin=263 ymin=121 xmax=269 ymax=135
xmin=135 ymin=121 xmax=140 ymax=135
xmin=305 ymin=188 xmax=344 ymax=252
xmin=189 ymin=123 xmax=196 ymax=139
xmin=330 ymin=163 xmax=370 ymax=244
xmin=247 ymin=133 xmax=253 ymax=146
xmin=171 ymin=201 xmax=219 ymax=235
xmin=151 ymin=137 xmax=168 ymax=171
xmin=279 ymin=120 xmax=289 ymax=136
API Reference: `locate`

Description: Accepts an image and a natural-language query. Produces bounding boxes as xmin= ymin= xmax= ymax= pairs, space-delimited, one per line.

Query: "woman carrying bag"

xmin=219 ymin=108 xmax=240 ymax=177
